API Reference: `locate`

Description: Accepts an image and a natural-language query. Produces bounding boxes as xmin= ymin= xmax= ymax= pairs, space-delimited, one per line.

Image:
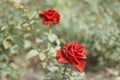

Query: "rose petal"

xmin=42 ymin=21 xmax=48 ymax=25
xmin=56 ymin=50 xmax=68 ymax=64
xmin=81 ymin=49 xmax=87 ymax=58
xmin=39 ymin=13 xmax=44 ymax=18
xmin=73 ymin=60 xmax=86 ymax=73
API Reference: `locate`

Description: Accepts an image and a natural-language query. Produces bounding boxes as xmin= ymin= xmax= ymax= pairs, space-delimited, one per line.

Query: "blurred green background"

xmin=0 ymin=0 xmax=120 ymax=80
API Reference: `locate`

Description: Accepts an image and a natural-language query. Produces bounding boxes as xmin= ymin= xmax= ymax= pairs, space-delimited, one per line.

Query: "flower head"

xmin=39 ymin=9 xmax=60 ymax=26
xmin=56 ymin=42 xmax=87 ymax=73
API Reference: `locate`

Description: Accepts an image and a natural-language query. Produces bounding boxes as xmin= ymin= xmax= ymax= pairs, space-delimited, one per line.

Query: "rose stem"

xmin=62 ymin=64 xmax=68 ymax=80
xmin=49 ymin=25 xmax=52 ymax=34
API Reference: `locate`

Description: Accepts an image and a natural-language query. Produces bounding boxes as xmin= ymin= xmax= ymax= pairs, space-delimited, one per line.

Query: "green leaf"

xmin=1 ymin=26 xmax=8 ymax=31
xmin=49 ymin=47 xmax=56 ymax=54
xmin=44 ymin=32 xmax=58 ymax=42
xmin=2 ymin=40 xmax=11 ymax=49
xmin=39 ymin=52 xmax=46 ymax=61
xmin=49 ymin=46 xmax=60 ymax=55
xmin=26 ymin=49 xmax=39 ymax=59
xmin=48 ymin=34 xmax=58 ymax=42
xmin=47 ymin=66 xmax=58 ymax=72
xmin=0 ymin=54 xmax=8 ymax=61
xmin=24 ymin=40 xmax=32 ymax=49
xmin=0 ymin=63 xmax=7 ymax=68
xmin=10 ymin=45 xmax=19 ymax=54
xmin=23 ymin=23 xmax=29 ymax=27
xmin=56 ymin=39 xmax=60 ymax=46
xmin=28 ymin=11 xmax=37 ymax=20
xmin=0 ymin=66 xmax=12 ymax=77
xmin=36 ymin=38 xmax=44 ymax=43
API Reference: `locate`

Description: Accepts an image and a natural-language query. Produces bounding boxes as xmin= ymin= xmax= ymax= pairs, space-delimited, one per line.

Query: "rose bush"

xmin=1 ymin=0 xmax=88 ymax=80
xmin=56 ymin=42 xmax=87 ymax=72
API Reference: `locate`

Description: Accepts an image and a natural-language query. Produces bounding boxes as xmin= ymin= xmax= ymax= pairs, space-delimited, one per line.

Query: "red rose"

xmin=56 ymin=42 xmax=87 ymax=72
xmin=39 ymin=9 xmax=60 ymax=26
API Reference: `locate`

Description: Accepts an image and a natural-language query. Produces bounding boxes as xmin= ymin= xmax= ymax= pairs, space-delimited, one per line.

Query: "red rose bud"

xmin=39 ymin=9 xmax=60 ymax=26
xmin=56 ymin=42 xmax=87 ymax=73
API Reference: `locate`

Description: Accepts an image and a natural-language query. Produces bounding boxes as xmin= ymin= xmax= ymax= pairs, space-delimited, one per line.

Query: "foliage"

xmin=0 ymin=0 xmax=120 ymax=80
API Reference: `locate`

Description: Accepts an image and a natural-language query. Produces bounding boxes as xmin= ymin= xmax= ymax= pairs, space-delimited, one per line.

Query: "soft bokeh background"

xmin=0 ymin=0 xmax=120 ymax=80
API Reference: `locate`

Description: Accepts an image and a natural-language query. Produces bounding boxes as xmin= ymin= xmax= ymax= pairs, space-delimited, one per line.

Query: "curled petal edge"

xmin=56 ymin=50 xmax=68 ymax=64
xmin=73 ymin=61 xmax=86 ymax=73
